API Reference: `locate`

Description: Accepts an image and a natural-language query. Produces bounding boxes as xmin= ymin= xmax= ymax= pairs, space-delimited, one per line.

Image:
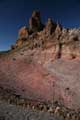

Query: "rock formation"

xmin=29 ymin=11 xmax=44 ymax=33
xmin=18 ymin=26 xmax=29 ymax=39
xmin=12 ymin=11 xmax=80 ymax=60
xmin=44 ymin=18 xmax=57 ymax=35
xmin=0 ymin=11 xmax=80 ymax=111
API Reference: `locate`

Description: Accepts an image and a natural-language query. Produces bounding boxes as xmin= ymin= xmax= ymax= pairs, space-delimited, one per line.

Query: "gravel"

xmin=0 ymin=101 xmax=58 ymax=120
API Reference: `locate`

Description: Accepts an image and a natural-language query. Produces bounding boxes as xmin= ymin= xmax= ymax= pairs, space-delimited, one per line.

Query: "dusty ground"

xmin=0 ymin=87 xmax=80 ymax=120
xmin=0 ymin=87 xmax=61 ymax=120
xmin=0 ymin=101 xmax=57 ymax=120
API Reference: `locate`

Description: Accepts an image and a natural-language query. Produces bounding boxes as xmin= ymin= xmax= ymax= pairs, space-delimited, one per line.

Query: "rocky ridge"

xmin=11 ymin=11 xmax=80 ymax=60
xmin=0 ymin=11 xmax=80 ymax=113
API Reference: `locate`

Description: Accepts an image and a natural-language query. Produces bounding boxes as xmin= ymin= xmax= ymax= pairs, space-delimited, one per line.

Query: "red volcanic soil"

xmin=0 ymin=49 xmax=80 ymax=110
xmin=0 ymin=53 xmax=55 ymax=103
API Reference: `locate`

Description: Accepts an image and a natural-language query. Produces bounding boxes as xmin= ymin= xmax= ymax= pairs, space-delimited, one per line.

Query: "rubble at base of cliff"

xmin=0 ymin=87 xmax=80 ymax=120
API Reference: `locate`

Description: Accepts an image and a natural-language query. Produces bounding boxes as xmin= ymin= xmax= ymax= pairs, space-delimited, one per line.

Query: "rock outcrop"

xmin=1 ymin=11 xmax=80 ymax=111
xmin=18 ymin=26 xmax=29 ymax=39
xmin=29 ymin=11 xmax=44 ymax=33
xmin=44 ymin=18 xmax=57 ymax=35
xmin=11 ymin=11 xmax=80 ymax=60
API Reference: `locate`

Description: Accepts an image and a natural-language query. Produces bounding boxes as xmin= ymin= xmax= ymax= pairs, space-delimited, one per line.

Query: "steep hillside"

xmin=0 ymin=11 xmax=80 ymax=111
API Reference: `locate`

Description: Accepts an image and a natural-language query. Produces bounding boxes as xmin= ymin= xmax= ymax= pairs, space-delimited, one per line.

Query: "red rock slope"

xmin=0 ymin=11 xmax=80 ymax=110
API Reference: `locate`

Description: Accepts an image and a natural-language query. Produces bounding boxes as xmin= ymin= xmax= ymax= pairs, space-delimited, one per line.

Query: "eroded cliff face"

xmin=11 ymin=11 xmax=80 ymax=60
xmin=0 ymin=11 xmax=80 ymax=110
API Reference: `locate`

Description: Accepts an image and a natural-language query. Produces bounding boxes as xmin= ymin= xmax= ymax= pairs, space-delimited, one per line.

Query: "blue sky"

xmin=0 ymin=0 xmax=80 ymax=51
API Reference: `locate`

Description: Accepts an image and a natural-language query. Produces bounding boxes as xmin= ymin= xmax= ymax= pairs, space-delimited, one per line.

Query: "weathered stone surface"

xmin=12 ymin=11 xmax=80 ymax=60
xmin=44 ymin=18 xmax=57 ymax=35
xmin=29 ymin=11 xmax=44 ymax=33
xmin=18 ymin=26 xmax=29 ymax=39
xmin=1 ymin=11 xmax=80 ymax=111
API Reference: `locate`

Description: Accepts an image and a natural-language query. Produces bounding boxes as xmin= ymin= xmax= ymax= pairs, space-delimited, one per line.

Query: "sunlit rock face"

xmin=0 ymin=11 xmax=80 ymax=110
xmin=18 ymin=26 xmax=29 ymax=39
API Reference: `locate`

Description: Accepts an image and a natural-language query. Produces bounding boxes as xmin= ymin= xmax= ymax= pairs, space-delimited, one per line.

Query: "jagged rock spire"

xmin=29 ymin=11 xmax=44 ymax=33
xmin=45 ymin=18 xmax=57 ymax=35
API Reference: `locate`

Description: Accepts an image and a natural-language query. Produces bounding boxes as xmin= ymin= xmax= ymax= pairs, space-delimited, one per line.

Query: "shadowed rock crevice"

xmin=55 ymin=43 xmax=62 ymax=59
